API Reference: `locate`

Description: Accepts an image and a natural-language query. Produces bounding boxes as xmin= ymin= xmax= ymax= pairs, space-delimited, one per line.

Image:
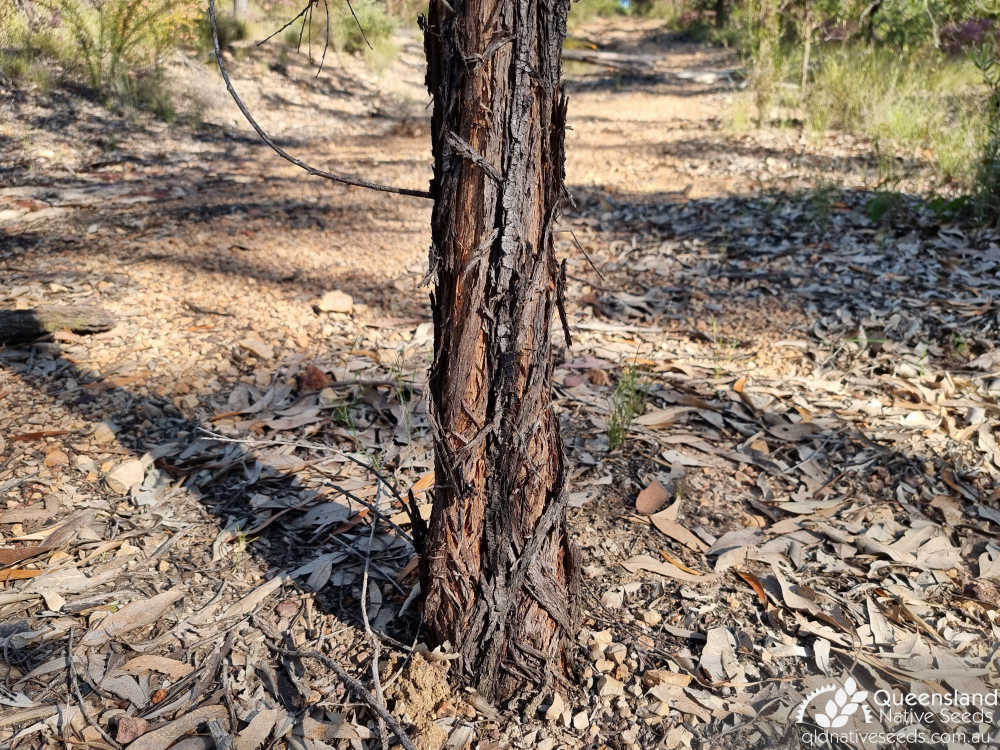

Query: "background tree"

xmin=419 ymin=0 xmax=581 ymax=704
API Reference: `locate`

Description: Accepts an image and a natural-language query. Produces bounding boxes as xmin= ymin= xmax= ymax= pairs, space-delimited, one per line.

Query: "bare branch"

xmin=208 ymin=0 xmax=432 ymax=199
xmin=255 ymin=0 xmax=315 ymax=48
xmin=316 ymin=0 xmax=332 ymax=76
xmin=344 ymin=0 xmax=374 ymax=50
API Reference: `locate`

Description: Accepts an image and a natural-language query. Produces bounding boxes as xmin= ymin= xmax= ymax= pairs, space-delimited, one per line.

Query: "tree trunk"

xmin=715 ymin=0 xmax=727 ymax=29
xmin=420 ymin=0 xmax=580 ymax=706
xmin=801 ymin=1 xmax=812 ymax=91
xmin=232 ymin=0 xmax=248 ymax=18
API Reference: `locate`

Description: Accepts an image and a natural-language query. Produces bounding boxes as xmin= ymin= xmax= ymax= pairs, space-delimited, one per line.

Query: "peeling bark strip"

xmin=421 ymin=0 xmax=579 ymax=704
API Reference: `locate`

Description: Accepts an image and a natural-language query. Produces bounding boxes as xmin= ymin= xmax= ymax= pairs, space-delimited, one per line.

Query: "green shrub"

xmin=569 ymin=0 xmax=625 ymax=26
xmin=197 ymin=11 xmax=248 ymax=55
xmin=33 ymin=0 xmax=197 ymax=95
xmin=972 ymin=43 xmax=1000 ymax=224
xmin=0 ymin=7 xmax=68 ymax=90
xmin=337 ymin=0 xmax=395 ymax=55
xmin=276 ymin=0 xmax=396 ymax=64
xmin=608 ymin=364 xmax=646 ymax=452
xmin=794 ymin=44 xmax=983 ymax=188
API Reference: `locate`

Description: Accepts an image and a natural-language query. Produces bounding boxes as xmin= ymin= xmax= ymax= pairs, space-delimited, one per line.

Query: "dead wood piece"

xmin=0 ymin=305 xmax=115 ymax=345
xmin=562 ymin=48 xmax=660 ymax=71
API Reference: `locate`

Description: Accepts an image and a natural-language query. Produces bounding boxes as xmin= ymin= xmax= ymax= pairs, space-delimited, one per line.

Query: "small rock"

xmin=105 ymin=459 xmax=145 ymax=494
xmin=537 ymin=739 xmax=556 ymax=750
xmin=572 ymin=710 xmax=589 ymax=730
xmin=81 ymin=726 xmax=103 ymax=743
xmin=93 ymin=422 xmax=117 ymax=444
xmin=588 ymin=644 xmax=605 ymax=660
xmin=640 ymin=610 xmax=662 ymax=626
xmin=665 ymin=725 xmax=694 ymax=750
xmin=75 ymin=455 xmax=98 ymax=474
xmin=544 ymin=692 xmax=565 ymax=722
xmin=597 ymin=676 xmax=624 ymax=697
xmin=238 ymin=334 xmax=274 ymax=360
xmin=590 ymin=629 xmax=613 ymax=646
xmin=41 ymin=589 xmax=65 ymax=611
xmin=601 ymin=589 xmax=623 ymax=608
xmin=594 ymin=659 xmax=614 ymax=673
xmin=651 ymin=700 xmax=672 ymax=717
xmin=44 ymin=449 xmax=69 ymax=467
xmin=316 ymin=290 xmax=354 ymax=313
xmin=606 ymin=643 xmax=627 ymax=664
xmin=116 ymin=716 xmax=149 ymax=744
xmin=642 ymin=669 xmax=692 ymax=688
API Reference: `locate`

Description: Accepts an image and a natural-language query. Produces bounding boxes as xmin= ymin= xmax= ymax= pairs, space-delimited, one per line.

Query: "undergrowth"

xmin=568 ymin=0 xmax=681 ymax=31
xmin=802 ymin=45 xmax=982 ymax=187
xmin=608 ymin=364 xmax=646 ymax=451
xmin=277 ymin=0 xmax=397 ymax=70
xmin=971 ymin=43 xmax=1000 ymax=224
xmin=2 ymin=0 xmax=200 ymax=119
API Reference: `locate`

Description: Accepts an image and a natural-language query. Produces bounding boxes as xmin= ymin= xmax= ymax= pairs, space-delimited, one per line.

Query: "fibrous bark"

xmin=0 ymin=306 xmax=115 ymax=345
xmin=420 ymin=0 xmax=579 ymax=705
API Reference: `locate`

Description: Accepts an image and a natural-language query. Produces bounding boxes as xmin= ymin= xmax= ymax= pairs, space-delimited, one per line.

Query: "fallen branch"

xmin=562 ymin=48 xmax=660 ymax=71
xmin=0 ymin=305 xmax=115 ymax=345
xmin=562 ymin=50 xmax=741 ymax=83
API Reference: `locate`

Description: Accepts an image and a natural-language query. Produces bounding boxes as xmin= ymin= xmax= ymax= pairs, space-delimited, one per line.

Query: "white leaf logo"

xmin=814 ymin=677 xmax=868 ymax=728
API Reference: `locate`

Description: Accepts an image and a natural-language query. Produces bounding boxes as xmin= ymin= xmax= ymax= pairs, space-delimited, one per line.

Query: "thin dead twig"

xmin=361 ymin=480 xmax=389 ymax=750
xmin=344 ymin=0 xmax=373 ymax=50
xmin=255 ymin=0 xmax=316 ymax=47
xmin=268 ymin=644 xmax=418 ymax=750
xmin=67 ymin=629 xmax=121 ymax=750
xmin=196 ymin=428 xmax=405 ymax=501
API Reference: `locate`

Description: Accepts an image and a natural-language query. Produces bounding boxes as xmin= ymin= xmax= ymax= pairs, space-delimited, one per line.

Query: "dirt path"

xmin=2 ymin=19 xmax=1000 ymax=750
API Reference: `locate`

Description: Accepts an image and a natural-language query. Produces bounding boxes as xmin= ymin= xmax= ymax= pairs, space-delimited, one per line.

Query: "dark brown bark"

xmin=419 ymin=0 xmax=579 ymax=705
xmin=0 ymin=306 xmax=115 ymax=345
